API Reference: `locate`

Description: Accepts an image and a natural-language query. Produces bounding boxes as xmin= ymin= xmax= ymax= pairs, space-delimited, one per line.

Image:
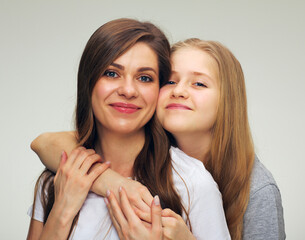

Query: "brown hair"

xmin=33 ymin=18 xmax=186 ymax=236
xmin=171 ymin=38 xmax=255 ymax=239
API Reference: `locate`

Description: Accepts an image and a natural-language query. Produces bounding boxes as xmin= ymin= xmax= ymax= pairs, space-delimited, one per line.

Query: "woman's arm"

xmin=31 ymin=131 xmax=154 ymax=214
xmin=27 ymin=149 xmax=109 ymax=240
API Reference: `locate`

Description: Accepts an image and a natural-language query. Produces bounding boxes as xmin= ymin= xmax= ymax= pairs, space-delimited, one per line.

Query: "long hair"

xmin=171 ymin=39 xmax=255 ymax=240
xmin=33 ymin=18 xmax=186 ymax=237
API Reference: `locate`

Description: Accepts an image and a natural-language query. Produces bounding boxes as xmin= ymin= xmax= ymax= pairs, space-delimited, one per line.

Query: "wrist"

xmin=51 ymin=201 xmax=75 ymax=228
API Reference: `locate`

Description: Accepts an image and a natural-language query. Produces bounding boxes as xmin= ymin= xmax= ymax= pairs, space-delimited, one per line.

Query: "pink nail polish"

xmin=104 ymin=197 xmax=109 ymax=205
xmin=119 ymin=186 xmax=122 ymax=192
xmin=106 ymin=190 xmax=110 ymax=197
xmin=154 ymin=195 xmax=160 ymax=206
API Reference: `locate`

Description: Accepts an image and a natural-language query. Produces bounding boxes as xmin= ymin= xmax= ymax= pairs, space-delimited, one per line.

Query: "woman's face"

xmin=157 ymin=47 xmax=219 ymax=138
xmin=92 ymin=42 xmax=159 ymax=135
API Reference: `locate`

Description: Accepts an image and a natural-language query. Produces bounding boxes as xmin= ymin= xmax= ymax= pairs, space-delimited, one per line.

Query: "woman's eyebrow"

xmin=110 ymin=62 xmax=124 ymax=70
xmin=138 ymin=67 xmax=157 ymax=74
xmin=110 ymin=63 xmax=157 ymax=75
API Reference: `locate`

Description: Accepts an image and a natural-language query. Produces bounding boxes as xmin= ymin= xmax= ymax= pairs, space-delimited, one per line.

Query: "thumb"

xmin=151 ymin=195 xmax=162 ymax=235
xmin=60 ymin=150 xmax=68 ymax=167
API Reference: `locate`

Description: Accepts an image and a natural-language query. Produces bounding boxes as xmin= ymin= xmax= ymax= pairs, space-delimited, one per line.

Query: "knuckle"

xmin=138 ymin=186 xmax=147 ymax=193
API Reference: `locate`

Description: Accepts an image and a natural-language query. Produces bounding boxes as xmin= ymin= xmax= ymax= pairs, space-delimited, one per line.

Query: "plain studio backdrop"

xmin=1 ymin=0 xmax=304 ymax=239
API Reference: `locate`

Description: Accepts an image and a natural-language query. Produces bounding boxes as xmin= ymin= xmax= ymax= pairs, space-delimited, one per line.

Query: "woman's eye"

xmin=104 ymin=70 xmax=118 ymax=78
xmin=139 ymin=75 xmax=153 ymax=82
xmin=194 ymin=82 xmax=207 ymax=87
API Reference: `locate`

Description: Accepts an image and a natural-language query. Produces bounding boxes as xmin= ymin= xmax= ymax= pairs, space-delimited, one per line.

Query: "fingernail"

xmin=119 ymin=186 xmax=122 ymax=192
xmin=104 ymin=197 xmax=109 ymax=205
xmin=105 ymin=161 xmax=111 ymax=165
xmin=106 ymin=189 xmax=110 ymax=197
xmin=154 ymin=195 xmax=160 ymax=206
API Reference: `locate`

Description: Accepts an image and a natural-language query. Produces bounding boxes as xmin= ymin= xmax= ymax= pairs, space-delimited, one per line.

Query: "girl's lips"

xmin=110 ymin=102 xmax=141 ymax=114
xmin=166 ymin=103 xmax=192 ymax=110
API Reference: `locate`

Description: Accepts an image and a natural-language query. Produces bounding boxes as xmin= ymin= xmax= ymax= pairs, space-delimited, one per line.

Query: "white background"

xmin=1 ymin=0 xmax=304 ymax=239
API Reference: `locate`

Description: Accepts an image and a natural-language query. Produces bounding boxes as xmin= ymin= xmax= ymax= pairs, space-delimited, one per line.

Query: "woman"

xmin=27 ymin=20 xmax=229 ymax=240
xmin=32 ymin=38 xmax=285 ymax=239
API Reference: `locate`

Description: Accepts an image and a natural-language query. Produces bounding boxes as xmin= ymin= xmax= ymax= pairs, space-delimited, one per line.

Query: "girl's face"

xmin=92 ymin=42 xmax=159 ymax=136
xmin=157 ymin=47 xmax=219 ymax=138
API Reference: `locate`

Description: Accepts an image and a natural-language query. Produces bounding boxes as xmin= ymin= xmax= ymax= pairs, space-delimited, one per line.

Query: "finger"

xmin=87 ymin=162 xmax=110 ymax=182
xmin=133 ymin=198 xmax=151 ymax=214
xmin=63 ymin=147 xmax=85 ymax=169
xmin=142 ymin=220 xmax=152 ymax=229
xmin=119 ymin=187 xmax=142 ymax=224
xmin=141 ymin=190 xmax=154 ymax=210
xmin=105 ymin=198 xmax=122 ymax=236
xmin=72 ymin=148 xmax=96 ymax=170
xmin=54 ymin=151 xmax=68 ymax=182
xmin=59 ymin=151 xmax=68 ymax=168
xmin=161 ymin=208 xmax=180 ymax=218
xmin=80 ymin=153 xmax=102 ymax=174
xmin=107 ymin=190 xmax=128 ymax=229
xmin=151 ymin=195 xmax=162 ymax=235
xmin=133 ymin=207 xmax=152 ymax=223
xmin=161 ymin=216 xmax=177 ymax=228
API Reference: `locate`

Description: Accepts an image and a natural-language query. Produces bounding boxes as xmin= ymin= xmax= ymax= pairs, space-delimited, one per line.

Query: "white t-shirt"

xmin=28 ymin=146 xmax=230 ymax=239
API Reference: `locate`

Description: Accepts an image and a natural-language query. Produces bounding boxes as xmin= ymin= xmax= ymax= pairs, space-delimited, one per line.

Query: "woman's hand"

xmin=161 ymin=209 xmax=195 ymax=240
xmin=52 ymin=147 xmax=110 ymax=224
xmin=105 ymin=187 xmax=163 ymax=240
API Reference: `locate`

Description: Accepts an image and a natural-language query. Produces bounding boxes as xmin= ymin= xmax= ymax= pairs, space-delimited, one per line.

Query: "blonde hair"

xmin=171 ymin=39 xmax=255 ymax=240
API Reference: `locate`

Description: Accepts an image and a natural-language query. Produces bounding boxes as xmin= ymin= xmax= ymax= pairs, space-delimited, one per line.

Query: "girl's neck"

xmin=174 ymin=132 xmax=211 ymax=165
xmin=96 ymin=128 xmax=145 ymax=177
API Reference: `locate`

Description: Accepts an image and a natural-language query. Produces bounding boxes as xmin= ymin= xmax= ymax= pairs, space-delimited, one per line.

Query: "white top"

xmin=28 ymin=146 xmax=230 ymax=239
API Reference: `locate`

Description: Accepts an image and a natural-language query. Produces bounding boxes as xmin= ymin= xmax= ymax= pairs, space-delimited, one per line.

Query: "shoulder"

xmin=170 ymin=146 xmax=218 ymax=192
xmin=249 ymin=155 xmax=279 ymax=197
xmin=170 ymin=147 xmax=230 ymax=239
xmin=243 ymin=155 xmax=286 ymax=239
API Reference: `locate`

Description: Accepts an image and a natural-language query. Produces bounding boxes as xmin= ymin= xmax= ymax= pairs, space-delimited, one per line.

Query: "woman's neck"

xmin=174 ymin=132 xmax=211 ymax=165
xmin=96 ymin=128 xmax=145 ymax=177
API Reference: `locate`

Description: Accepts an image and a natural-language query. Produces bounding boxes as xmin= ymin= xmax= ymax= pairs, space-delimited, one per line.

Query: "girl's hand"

xmin=105 ymin=187 xmax=163 ymax=240
xmin=53 ymin=147 xmax=110 ymax=224
xmin=120 ymin=179 xmax=153 ymax=219
xmin=161 ymin=209 xmax=195 ymax=240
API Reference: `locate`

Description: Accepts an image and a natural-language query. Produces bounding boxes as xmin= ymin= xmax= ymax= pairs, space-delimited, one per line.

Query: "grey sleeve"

xmin=243 ymin=184 xmax=285 ymax=240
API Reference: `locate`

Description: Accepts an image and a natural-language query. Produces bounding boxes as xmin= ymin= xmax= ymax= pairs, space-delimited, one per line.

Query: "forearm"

xmin=91 ymin=168 xmax=126 ymax=198
xmin=39 ymin=203 xmax=75 ymax=240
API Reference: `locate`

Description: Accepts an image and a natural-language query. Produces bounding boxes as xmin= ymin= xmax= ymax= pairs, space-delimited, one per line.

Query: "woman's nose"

xmin=117 ymin=77 xmax=139 ymax=99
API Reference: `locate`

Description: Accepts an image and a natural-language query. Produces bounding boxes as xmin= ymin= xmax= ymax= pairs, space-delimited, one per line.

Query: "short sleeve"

xmin=27 ymin=179 xmax=45 ymax=223
xmin=243 ymin=184 xmax=285 ymax=240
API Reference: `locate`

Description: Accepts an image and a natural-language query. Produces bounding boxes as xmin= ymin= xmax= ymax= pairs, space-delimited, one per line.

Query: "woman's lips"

xmin=110 ymin=102 xmax=141 ymax=114
xmin=166 ymin=103 xmax=192 ymax=110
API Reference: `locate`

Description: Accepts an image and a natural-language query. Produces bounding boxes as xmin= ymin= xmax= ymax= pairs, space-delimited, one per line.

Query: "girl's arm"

xmin=31 ymin=131 xmax=153 ymax=214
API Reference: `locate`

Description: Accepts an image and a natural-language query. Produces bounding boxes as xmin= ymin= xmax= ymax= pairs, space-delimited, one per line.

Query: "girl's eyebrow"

xmin=191 ymin=71 xmax=213 ymax=80
xmin=171 ymin=70 xmax=213 ymax=80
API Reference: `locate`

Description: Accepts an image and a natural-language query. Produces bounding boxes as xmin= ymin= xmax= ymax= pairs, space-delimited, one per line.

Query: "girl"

xmin=27 ymin=21 xmax=229 ymax=240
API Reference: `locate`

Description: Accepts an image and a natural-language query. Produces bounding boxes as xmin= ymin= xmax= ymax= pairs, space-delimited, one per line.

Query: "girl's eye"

xmin=104 ymin=70 xmax=118 ymax=78
xmin=194 ymin=82 xmax=207 ymax=87
xmin=166 ymin=80 xmax=176 ymax=85
xmin=139 ymin=75 xmax=153 ymax=82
